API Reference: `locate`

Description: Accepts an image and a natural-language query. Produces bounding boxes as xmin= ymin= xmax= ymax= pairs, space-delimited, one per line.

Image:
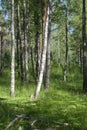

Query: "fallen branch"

xmin=54 ymin=122 xmax=69 ymax=128
xmin=4 ymin=114 xmax=29 ymax=130
xmin=5 ymin=114 xmax=70 ymax=130
xmin=31 ymin=119 xmax=38 ymax=126
xmin=56 ymin=122 xmax=69 ymax=126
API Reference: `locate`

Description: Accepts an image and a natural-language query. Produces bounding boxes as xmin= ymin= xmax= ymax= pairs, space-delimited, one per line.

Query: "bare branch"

xmin=4 ymin=114 xmax=29 ymax=130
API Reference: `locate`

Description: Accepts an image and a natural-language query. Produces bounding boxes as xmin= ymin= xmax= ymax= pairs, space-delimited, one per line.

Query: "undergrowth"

xmin=0 ymin=65 xmax=87 ymax=130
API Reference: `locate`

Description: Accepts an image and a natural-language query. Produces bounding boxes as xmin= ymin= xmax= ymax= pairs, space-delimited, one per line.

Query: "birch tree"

xmin=63 ymin=5 xmax=69 ymax=82
xmin=34 ymin=0 xmax=50 ymax=99
xmin=16 ymin=2 xmax=20 ymax=78
xmin=11 ymin=0 xmax=15 ymax=96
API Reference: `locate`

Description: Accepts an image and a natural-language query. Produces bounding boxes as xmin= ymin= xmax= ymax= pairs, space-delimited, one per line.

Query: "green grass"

xmin=0 ymin=65 xmax=87 ymax=130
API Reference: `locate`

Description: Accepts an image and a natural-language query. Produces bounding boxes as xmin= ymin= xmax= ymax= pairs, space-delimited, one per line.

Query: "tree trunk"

xmin=45 ymin=0 xmax=51 ymax=91
xmin=82 ymin=0 xmax=87 ymax=92
xmin=16 ymin=4 xmax=20 ymax=78
xmin=57 ymin=36 xmax=60 ymax=66
xmin=63 ymin=6 xmax=69 ymax=82
xmin=78 ymin=44 xmax=83 ymax=72
xmin=34 ymin=0 xmax=41 ymax=77
xmin=31 ymin=46 xmax=36 ymax=83
xmin=34 ymin=1 xmax=50 ymax=99
xmin=11 ymin=0 xmax=15 ymax=97
xmin=0 ymin=34 xmax=4 ymax=75
xmin=23 ymin=0 xmax=29 ymax=84
xmin=18 ymin=4 xmax=24 ymax=82
xmin=35 ymin=32 xmax=40 ymax=77
xmin=80 ymin=44 xmax=83 ymax=72
xmin=41 ymin=0 xmax=47 ymax=61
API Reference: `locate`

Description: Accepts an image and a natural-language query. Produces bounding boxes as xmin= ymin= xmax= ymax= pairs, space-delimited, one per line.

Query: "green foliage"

xmin=0 ymin=65 xmax=87 ymax=130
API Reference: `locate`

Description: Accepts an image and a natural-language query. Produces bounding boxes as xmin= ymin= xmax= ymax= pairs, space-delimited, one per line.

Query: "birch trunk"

xmin=34 ymin=2 xmax=50 ymax=99
xmin=11 ymin=0 xmax=15 ymax=97
xmin=16 ymin=4 xmax=20 ymax=77
xmin=63 ymin=6 xmax=69 ymax=82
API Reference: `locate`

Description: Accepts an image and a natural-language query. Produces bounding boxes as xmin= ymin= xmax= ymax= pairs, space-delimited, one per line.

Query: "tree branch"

xmin=4 ymin=114 xmax=29 ymax=130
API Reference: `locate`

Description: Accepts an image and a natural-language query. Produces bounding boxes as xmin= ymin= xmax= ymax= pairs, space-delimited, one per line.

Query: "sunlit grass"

xmin=0 ymin=65 xmax=87 ymax=129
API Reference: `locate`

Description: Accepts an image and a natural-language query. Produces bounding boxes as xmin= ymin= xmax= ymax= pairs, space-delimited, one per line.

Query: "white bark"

xmin=63 ymin=5 xmax=69 ymax=82
xmin=11 ymin=0 xmax=15 ymax=96
xmin=34 ymin=4 xmax=50 ymax=99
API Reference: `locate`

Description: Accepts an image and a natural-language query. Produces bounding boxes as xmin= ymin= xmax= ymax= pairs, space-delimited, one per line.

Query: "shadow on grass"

xmin=0 ymin=66 xmax=85 ymax=130
xmin=0 ymin=97 xmax=75 ymax=130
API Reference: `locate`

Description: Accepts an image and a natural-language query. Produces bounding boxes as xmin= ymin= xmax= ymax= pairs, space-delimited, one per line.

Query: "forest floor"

xmin=0 ymin=65 xmax=87 ymax=130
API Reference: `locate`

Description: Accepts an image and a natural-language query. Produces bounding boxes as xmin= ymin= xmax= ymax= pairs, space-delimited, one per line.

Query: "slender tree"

xmin=34 ymin=0 xmax=41 ymax=77
xmin=17 ymin=3 xmax=24 ymax=81
xmin=16 ymin=2 xmax=20 ymax=78
xmin=23 ymin=0 xmax=29 ymax=84
xmin=34 ymin=0 xmax=50 ymax=99
xmin=45 ymin=0 xmax=51 ymax=91
xmin=0 ymin=31 xmax=4 ymax=75
xmin=63 ymin=4 xmax=69 ymax=82
xmin=57 ymin=32 xmax=61 ymax=66
xmin=11 ymin=0 xmax=15 ymax=96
